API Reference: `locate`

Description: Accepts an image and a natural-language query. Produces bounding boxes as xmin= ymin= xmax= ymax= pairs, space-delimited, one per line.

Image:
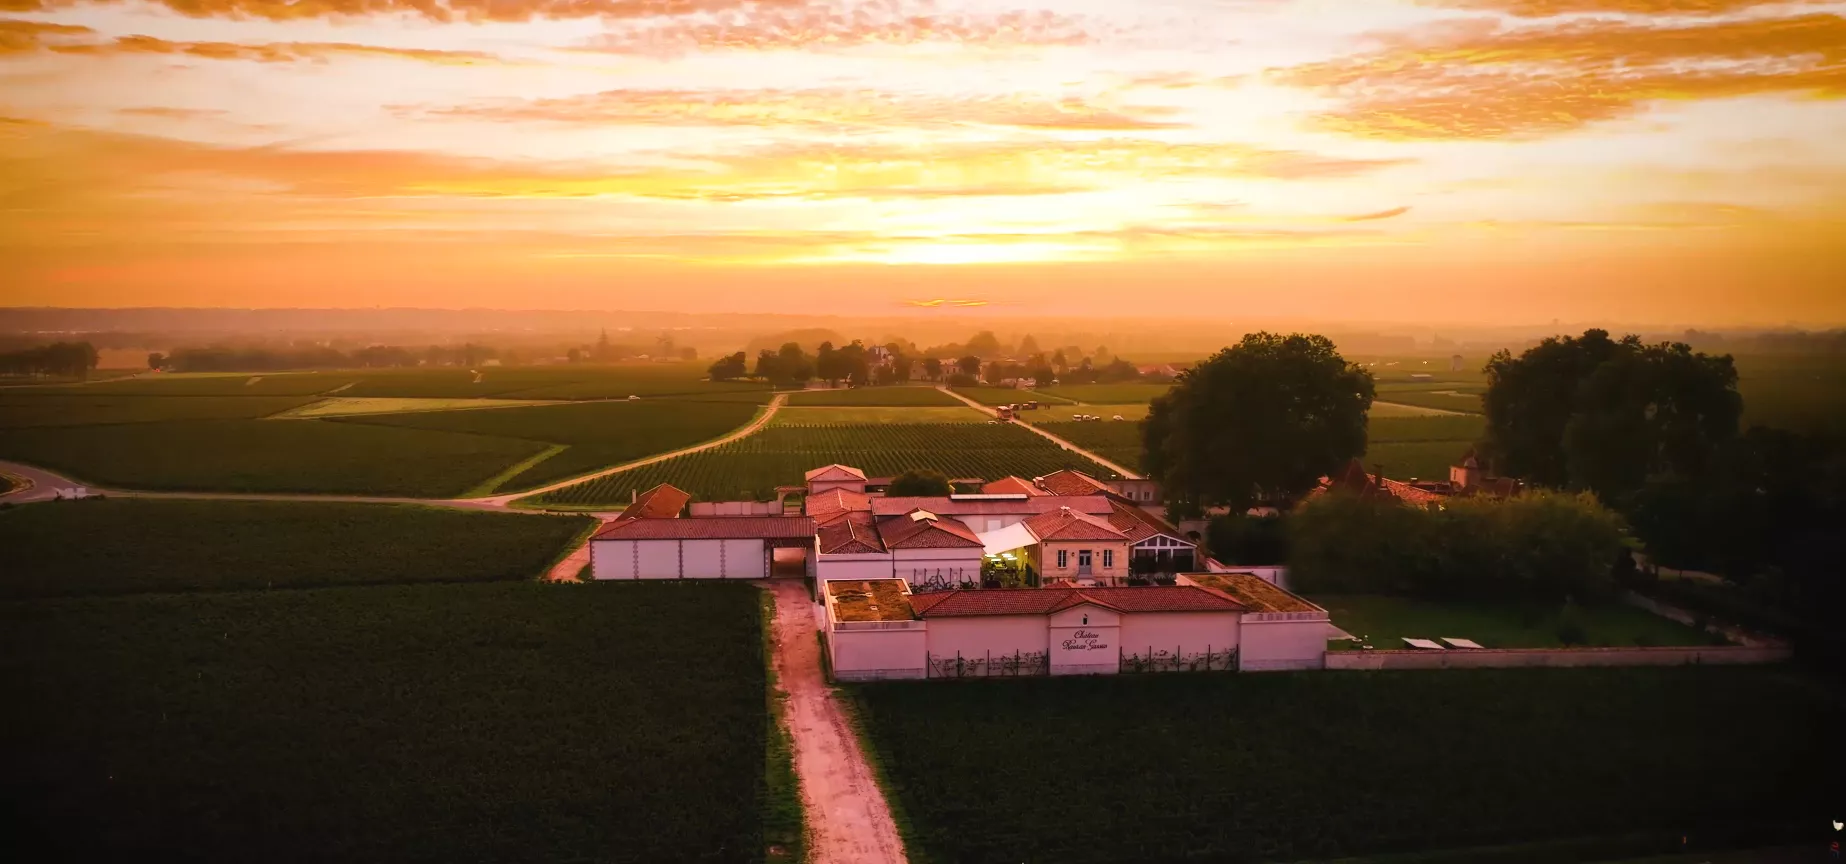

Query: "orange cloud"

xmin=0 ymin=17 xmax=88 ymax=52
xmin=580 ymin=1 xmax=1099 ymax=54
xmin=419 ymin=88 xmax=1181 ymax=131
xmin=1427 ymin=0 xmax=1822 ymax=15
xmin=1 ymin=19 xmax=504 ymax=64
xmin=11 ymin=0 xmax=802 ymax=22
xmin=1273 ymin=12 xmax=1846 ymax=139
xmin=1344 ymin=206 xmax=1412 ymax=222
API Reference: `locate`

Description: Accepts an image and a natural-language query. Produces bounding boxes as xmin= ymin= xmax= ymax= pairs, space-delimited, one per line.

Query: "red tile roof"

xmin=870 ymin=495 xmax=1114 ymax=517
xmin=1035 ymin=470 xmax=1111 ymax=497
xmin=1022 ymin=506 xmax=1128 ymax=541
xmin=622 ymin=483 xmax=690 ymax=520
xmin=1310 ymin=459 xmax=1450 ymax=507
xmin=805 ymin=464 xmax=866 ymax=482
xmin=818 ymin=512 xmax=885 ymax=554
xmin=981 ymin=476 xmax=1050 ymax=496
xmin=1104 ymin=499 xmax=1194 ymax=546
xmin=592 ymin=515 xmax=816 ymax=541
xmin=876 ymin=511 xmax=984 ymax=549
xmin=909 ymin=586 xmax=1244 ymax=618
xmin=807 ymin=488 xmax=872 ymax=524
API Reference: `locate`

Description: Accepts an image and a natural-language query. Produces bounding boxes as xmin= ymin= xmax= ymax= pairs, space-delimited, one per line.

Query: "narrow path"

xmin=936 ymin=386 xmax=1143 ymax=480
xmin=0 ymin=393 xmax=788 ymax=511
xmin=765 ymin=580 xmax=907 ymax=864
xmin=1373 ymin=399 xmax=1474 ymax=417
xmin=543 ymin=516 xmax=623 ymax=582
xmin=477 ymin=392 xmax=788 ymax=506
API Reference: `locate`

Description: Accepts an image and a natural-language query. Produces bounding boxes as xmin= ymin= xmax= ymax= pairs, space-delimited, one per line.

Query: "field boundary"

xmin=760 ymin=589 xmax=811 ymax=864
xmin=493 ymin=393 xmax=788 ymax=507
xmin=1372 ymin=399 xmax=1475 ymax=416
xmin=936 ymin=386 xmax=1142 ymax=479
xmin=1326 ymin=644 xmax=1791 ymax=670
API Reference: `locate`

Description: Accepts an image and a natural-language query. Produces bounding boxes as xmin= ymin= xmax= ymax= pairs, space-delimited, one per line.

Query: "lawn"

xmin=331 ymin=399 xmax=761 ymax=492
xmin=0 ymin=418 xmax=549 ymax=497
xmin=533 ymin=422 xmax=1116 ymax=505
xmin=1313 ymin=594 xmax=1723 ymax=650
xmin=3 ymin=581 xmax=786 ymax=863
xmin=1037 ymin=382 xmax=1172 ymax=404
xmin=770 ymin=406 xmax=987 ymax=426
xmin=784 ymin=386 xmax=963 ymax=406
xmin=951 ymin=386 xmax=1075 ymax=406
xmin=0 ymin=498 xmax=593 ymax=599
xmin=1 ymin=394 xmax=320 ymax=426
xmin=848 ymin=667 xmax=1837 ymax=864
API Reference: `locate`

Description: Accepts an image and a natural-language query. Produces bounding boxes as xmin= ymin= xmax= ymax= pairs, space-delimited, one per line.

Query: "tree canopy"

xmin=1482 ymin=329 xmax=1741 ymax=500
xmin=1142 ymin=332 xmax=1374 ymax=514
xmin=887 ymin=469 xmax=953 ymax=497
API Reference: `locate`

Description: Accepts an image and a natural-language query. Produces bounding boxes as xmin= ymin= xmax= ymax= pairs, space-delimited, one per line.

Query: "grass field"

xmin=770 ymin=406 xmax=987 ymax=425
xmin=533 ymin=422 xmax=1116 ymax=505
xmin=1 ymin=394 xmax=319 ymax=426
xmin=1035 ymin=420 xmax=1144 ymax=472
xmin=1372 ymin=388 xmax=1485 ymax=413
xmin=331 ymin=399 xmax=761 ymax=492
xmin=849 ymin=667 xmax=1837 ymax=864
xmin=784 ymin=387 xmax=963 ymax=406
xmin=1037 ymin=382 xmax=1172 ymax=404
xmin=1368 ymin=400 xmax=1466 ymax=417
xmin=1361 ymin=415 xmax=1485 ymax=479
xmin=5 ymin=581 xmax=786 ymax=863
xmin=0 ymin=418 xmax=550 ymax=497
xmin=0 ymin=498 xmax=593 ymax=599
xmin=1734 ymin=354 xmax=1846 ymax=435
xmin=952 ymin=386 xmax=1075 ymax=406
xmin=1314 ymin=594 xmax=1722 ymax=650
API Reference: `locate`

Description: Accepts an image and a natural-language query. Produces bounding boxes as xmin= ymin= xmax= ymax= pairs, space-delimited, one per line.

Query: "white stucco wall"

xmin=1118 ymin=611 xmax=1240 ymax=665
xmin=636 ymin=541 xmax=680 ymax=578
xmin=681 ymin=540 xmax=724 ymax=579
xmin=925 ymin=616 xmax=1049 ymax=665
xmin=816 ymin=554 xmax=894 ymax=582
xmin=725 ymin=539 xmax=767 ymax=579
xmin=1239 ymin=616 xmax=1328 ymax=671
xmin=829 ymin=628 xmax=928 ymax=681
xmin=809 ymin=479 xmax=866 ymax=494
xmin=590 ymin=540 xmax=637 ymax=580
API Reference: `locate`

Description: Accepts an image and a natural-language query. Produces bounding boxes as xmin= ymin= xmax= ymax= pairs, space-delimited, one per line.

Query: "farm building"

xmin=823 ymin=572 xmax=1329 ymax=680
xmin=589 ymin=515 xmax=815 ymax=580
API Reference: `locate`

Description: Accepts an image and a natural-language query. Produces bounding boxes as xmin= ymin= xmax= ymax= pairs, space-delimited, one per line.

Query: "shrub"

xmin=1556 ymin=603 xmax=1589 ymax=645
xmin=1206 ymin=512 xmax=1288 ymax=565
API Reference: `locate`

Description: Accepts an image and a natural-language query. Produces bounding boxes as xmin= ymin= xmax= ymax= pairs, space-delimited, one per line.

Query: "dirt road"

xmin=767 ymin=580 xmax=907 ymax=864
xmin=936 ymin=386 xmax=1143 ymax=480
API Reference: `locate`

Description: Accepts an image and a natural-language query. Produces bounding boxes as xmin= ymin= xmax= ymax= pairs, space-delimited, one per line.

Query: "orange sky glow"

xmin=2 ymin=0 xmax=1844 ymax=324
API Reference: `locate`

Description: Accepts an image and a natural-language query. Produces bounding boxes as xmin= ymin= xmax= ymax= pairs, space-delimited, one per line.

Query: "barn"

xmin=590 ymin=516 xmax=816 ymax=580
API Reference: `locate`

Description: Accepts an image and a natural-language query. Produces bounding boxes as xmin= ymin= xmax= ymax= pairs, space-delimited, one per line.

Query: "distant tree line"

xmin=157 ymin=343 xmax=500 ymax=372
xmin=709 ymin=331 xmax=1149 ymax=388
xmin=567 ymin=330 xmax=697 ymax=365
xmin=0 ymin=341 xmax=99 ymax=378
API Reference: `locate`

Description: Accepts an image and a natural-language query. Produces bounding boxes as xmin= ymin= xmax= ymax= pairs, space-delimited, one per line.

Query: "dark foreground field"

xmin=849 ymin=668 xmax=1838 ymax=864
xmin=0 ymin=498 xmax=594 ymax=599
xmin=4 ymin=581 xmax=785 ymax=864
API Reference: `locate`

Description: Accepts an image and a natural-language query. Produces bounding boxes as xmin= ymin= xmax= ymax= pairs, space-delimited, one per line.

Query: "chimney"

xmin=1372 ymin=465 xmax=1386 ymax=490
xmin=632 ymin=488 xmax=638 ymax=503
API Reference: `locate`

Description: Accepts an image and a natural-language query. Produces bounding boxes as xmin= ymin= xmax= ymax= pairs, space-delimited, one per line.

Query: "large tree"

xmin=1142 ymin=332 xmax=1373 ymax=514
xmin=1482 ymin=329 xmax=1741 ymax=500
xmin=887 ymin=469 xmax=953 ymax=497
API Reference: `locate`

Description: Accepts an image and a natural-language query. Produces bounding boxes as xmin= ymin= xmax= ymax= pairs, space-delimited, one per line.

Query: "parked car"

xmin=1112 ymin=414 xmax=1125 ymax=421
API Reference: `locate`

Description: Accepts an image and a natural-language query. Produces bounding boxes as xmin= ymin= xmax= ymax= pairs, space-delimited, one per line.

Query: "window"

xmin=1057 ymin=549 xmax=1067 ymax=568
xmin=1103 ymin=549 xmax=1114 ymax=568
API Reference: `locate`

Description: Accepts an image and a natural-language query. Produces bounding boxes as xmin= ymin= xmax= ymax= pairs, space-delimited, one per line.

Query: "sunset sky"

xmin=2 ymin=0 xmax=1844 ymax=324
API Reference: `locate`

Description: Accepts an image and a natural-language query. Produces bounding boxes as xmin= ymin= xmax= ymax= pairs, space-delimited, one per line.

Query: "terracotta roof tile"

xmin=1022 ymin=507 xmax=1128 ymax=541
xmin=804 ymin=463 xmax=866 ymax=482
xmin=818 ymin=511 xmax=885 ymax=554
xmin=592 ymin=516 xmax=815 ymax=541
xmin=1104 ymin=499 xmax=1193 ymax=546
xmin=871 ymin=495 xmax=1113 ymax=517
xmin=981 ymin=476 xmax=1051 ymax=496
xmin=1035 ymin=470 xmax=1111 ymax=497
xmin=807 ymin=488 xmax=872 ymax=523
xmin=622 ymin=483 xmax=690 ymax=520
xmin=1311 ymin=459 xmax=1450 ymax=507
xmin=876 ymin=511 xmax=983 ymax=549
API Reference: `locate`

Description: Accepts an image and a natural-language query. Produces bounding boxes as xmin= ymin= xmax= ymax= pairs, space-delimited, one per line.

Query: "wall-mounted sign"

xmin=1060 ymin=629 xmax=1110 ymax=652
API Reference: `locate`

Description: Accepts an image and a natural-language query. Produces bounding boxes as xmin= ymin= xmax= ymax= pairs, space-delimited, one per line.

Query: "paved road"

xmin=936 ymin=386 xmax=1144 ymax=480
xmin=0 ymin=461 xmax=97 ymax=503
xmin=766 ymin=580 xmax=907 ymax=864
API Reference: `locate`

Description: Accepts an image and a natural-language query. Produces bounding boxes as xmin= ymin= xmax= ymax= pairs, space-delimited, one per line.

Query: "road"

xmin=765 ymin=580 xmax=907 ymax=864
xmin=936 ymin=386 xmax=1144 ymax=480
xmin=0 ymin=393 xmax=789 ymax=512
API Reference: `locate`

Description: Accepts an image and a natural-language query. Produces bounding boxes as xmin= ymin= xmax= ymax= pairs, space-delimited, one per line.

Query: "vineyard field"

xmin=951 ymin=386 xmax=1074 ymax=406
xmin=771 ymin=406 xmax=986 ymax=425
xmin=332 ymin=399 xmax=761 ymax=491
xmin=784 ymin=387 xmax=963 ymax=406
xmin=1035 ymin=420 xmax=1144 ymax=473
xmin=1371 ymin=388 xmax=1484 ymax=413
xmin=848 ymin=667 xmax=1839 ymax=864
xmin=17 ymin=373 xmax=353 ymax=397
xmin=533 ymin=423 xmax=1116 ymax=505
xmin=1026 ymin=405 xmax=1148 ymax=422
xmin=0 ymin=418 xmax=547 ymax=497
xmin=1 ymin=394 xmax=318 ymax=426
xmin=1038 ymin=383 xmax=1172 ymax=404
xmin=6 ymin=581 xmax=781 ymax=863
xmin=0 ymin=498 xmax=592 ymax=599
